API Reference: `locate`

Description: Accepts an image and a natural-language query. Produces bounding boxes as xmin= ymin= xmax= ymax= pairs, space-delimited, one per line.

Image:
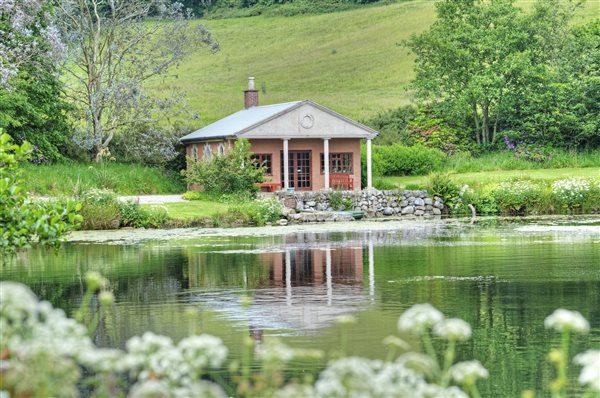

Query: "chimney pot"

xmin=244 ymin=76 xmax=259 ymax=109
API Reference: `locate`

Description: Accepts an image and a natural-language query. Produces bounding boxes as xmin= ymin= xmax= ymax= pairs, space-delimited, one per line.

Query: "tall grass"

xmin=445 ymin=150 xmax=600 ymax=173
xmin=23 ymin=163 xmax=186 ymax=196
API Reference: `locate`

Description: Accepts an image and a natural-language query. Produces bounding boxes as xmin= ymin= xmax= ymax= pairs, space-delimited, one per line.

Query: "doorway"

xmin=280 ymin=150 xmax=311 ymax=190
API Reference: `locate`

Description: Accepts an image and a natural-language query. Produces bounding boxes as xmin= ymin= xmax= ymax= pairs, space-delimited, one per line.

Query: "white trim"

xmin=283 ymin=139 xmax=290 ymax=190
xmin=323 ymin=138 xmax=330 ymax=191
xmin=366 ymin=138 xmax=373 ymax=190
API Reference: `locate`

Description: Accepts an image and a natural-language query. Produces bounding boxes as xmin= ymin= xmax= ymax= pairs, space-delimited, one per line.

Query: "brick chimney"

xmin=244 ymin=77 xmax=259 ymax=109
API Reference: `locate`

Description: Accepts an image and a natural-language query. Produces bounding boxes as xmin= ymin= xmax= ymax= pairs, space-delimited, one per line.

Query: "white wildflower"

xmin=433 ymin=318 xmax=472 ymax=342
xmin=574 ymin=350 xmax=600 ymax=391
xmin=172 ymin=381 xmax=227 ymax=398
xmin=396 ymin=352 xmax=438 ymax=378
xmin=273 ymin=384 xmax=316 ymax=398
xmin=397 ymin=304 xmax=444 ymax=335
xmin=257 ymin=339 xmax=295 ymax=363
xmin=314 ymin=357 xmax=442 ymax=398
xmin=129 ymin=379 xmax=170 ymax=398
xmin=449 ymin=360 xmax=489 ymax=386
xmin=178 ymin=334 xmax=228 ymax=370
xmin=77 ymin=348 xmax=125 ymax=373
xmin=544 ymin=309 xmax=590 ymax=334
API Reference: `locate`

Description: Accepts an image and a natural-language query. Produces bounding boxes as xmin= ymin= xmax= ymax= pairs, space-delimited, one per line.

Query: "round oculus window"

xmin=300 ymin=114 xmax=314 ymax=129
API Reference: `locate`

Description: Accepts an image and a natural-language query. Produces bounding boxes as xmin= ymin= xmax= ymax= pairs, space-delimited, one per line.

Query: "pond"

xmin=2 ymin=217 xmax=599 ymax=397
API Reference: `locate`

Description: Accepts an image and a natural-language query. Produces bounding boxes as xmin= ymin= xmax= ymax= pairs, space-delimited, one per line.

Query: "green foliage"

xmin=328 ymin=191 xmax=344 ymax=210
xmin=22 ymin=162 xmax=186 ymax=195
xmin=366 ymin=144 xmax=445 ymax=177
xmin=183 ymin=139 xmax=264 ymax=196
xmin=200 ymin=0 xmax=388 ymax=18
xmin=78 ymin=189 xmax=172 ymax=230
xmin=427 ymin=173 xmax=461 ymax=213
xmin=491 ymin=180 xmax=550 ymax=216
xmin=78 ymin=189 xmax=121 ymax=230
xmin=373 ymin=178 xmax=397 ymax=190
xmin=406 ymin=0 xmax=599 ymax=150
xmin=0 ymin=67 xmax=76 ymax=164
xmin=217 ymin=197 xmax=282 ymax=226
xmin=407 ymin=112 xmax=472 ymax=155
xmin=0 ymin=133 xmax=81 ymax=258
xmin=366 ymin=105 xmax=418 ymax=146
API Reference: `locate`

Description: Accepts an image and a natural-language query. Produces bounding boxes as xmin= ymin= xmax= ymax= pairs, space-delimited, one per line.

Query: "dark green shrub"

xmin=183 ymin=139 xmax=264 ymax=196
xmin=376 ymin=144 xmax=445 ymax=176
xmin=373 ymin=178 xmax=397 ymax=190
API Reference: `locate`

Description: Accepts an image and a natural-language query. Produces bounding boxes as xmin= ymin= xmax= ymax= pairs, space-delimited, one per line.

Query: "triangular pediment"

xmin=237 ymin=101 xmax=377 ymax=139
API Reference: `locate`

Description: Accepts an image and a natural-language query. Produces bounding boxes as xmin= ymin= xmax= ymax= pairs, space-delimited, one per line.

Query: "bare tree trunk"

xmin=482 ymin=102 xmax=490 ymax=144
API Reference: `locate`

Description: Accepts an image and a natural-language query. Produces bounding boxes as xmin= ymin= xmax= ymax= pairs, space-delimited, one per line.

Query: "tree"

xmin=0 ymin=133 xmax=81 ymax=259
xmin=1 ymin=1 xmax=74 ymax=163
xmin=0 ymin=0 xmax=65 ymax=89
xmin=55 ymin=0 xmax=219 ymax=161
xmin=405 ymin=0 xmax=582 ymax=146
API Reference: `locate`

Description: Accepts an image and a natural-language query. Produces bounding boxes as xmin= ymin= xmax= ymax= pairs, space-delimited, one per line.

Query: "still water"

xmin=2 ymin=217 xmax=599 ymax=397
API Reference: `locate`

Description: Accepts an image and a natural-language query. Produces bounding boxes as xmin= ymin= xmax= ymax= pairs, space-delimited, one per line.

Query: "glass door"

xmin=281 ymin=151 xmax=311 ymax=190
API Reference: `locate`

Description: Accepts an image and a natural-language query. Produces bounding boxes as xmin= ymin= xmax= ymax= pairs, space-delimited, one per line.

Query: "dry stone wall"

xmin=276 ymin=190 xmax=445 ymax=223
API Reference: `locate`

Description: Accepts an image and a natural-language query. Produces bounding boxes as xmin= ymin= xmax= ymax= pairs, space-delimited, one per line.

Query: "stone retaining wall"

xmin=276 ymin=190 xmax=445 ymax=223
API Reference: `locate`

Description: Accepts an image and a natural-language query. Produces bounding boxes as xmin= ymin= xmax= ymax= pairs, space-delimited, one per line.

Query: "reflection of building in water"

xmin=186 ymin=239 xmax=376 ymax=334
xmin=266 ymin=246 xmax=363 ymax=288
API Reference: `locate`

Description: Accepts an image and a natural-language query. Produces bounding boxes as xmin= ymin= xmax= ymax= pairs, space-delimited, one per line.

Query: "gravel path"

xmin=118 ymin=195 xmax=187 ymax=204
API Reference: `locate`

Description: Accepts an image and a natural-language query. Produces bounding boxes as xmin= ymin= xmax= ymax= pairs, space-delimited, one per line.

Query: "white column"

xmin=323 ymin=138 xmax=330 ymax=191
xmin=283 ymin=139 xmax=290 ymax=190
xmin=285 ymin=250 xmax=292 ymax=306
xmin=368 ymin=240 xmax=374 ymax=301
xmin=366 ymin=138 xmax=373 ymax=190
xmin=326 ymin=246 xmax=332 ymax=306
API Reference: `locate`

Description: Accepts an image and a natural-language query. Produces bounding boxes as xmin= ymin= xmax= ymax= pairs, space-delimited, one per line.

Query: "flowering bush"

xmin=1 ymin=279 xmax=598 ymax=398
xmin=491 ymin=180 xmax=548 ymax=215
xmin=552 ymin=178 xmax=600 ymax=212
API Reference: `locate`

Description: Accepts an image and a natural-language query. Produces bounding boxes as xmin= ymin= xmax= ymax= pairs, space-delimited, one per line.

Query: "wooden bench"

xmin=256 ymin=182 xmax=281 ymax=192
xmin=330 ymin=173 xmax=354 ymax=190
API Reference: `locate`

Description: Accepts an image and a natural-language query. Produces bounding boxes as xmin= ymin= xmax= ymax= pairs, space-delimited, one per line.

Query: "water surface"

xmin=3 ymin=217 xmax=599 ymax=397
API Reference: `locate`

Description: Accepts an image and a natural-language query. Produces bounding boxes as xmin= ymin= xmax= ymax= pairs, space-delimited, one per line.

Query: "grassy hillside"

xmin=150 ymin=0 xmax=599 ymax=128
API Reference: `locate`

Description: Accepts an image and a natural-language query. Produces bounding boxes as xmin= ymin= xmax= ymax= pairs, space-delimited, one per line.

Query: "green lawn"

xmin=382 ymin=167 xmax=600 ymax=189
xmin=149 ymin=0 xmax=598 ymax=127
xmin=144 ymin=201 xmax=231 ymax=220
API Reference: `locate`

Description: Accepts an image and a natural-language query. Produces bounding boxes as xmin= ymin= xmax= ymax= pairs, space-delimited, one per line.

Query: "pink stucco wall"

xmin=185 ymin=138 xmax=361 ymax=191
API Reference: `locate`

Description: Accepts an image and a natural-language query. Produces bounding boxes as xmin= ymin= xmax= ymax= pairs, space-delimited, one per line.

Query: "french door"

xmin=280 ymin=151 xmax=311 ymax=190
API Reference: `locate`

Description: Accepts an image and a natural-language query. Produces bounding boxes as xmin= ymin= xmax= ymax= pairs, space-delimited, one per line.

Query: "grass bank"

xmin=382 ymin=167 xmax=600 ymax=190
xmin=152 ymin=0 xmax=598 ymax=126
xmin=23 ymin=163 xmax=186 ymax=196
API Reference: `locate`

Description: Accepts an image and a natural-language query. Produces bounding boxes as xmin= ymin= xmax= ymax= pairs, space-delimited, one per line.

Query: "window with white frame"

xmin=218 ymin=143 xmax=226 ymax=156
xmin=191 ymin=145 xmax=198 ymax=161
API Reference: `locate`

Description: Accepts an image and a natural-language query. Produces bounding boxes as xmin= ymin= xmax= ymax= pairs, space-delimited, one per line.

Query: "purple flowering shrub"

xmin=504 ymin=136 xmax=553 ymax=163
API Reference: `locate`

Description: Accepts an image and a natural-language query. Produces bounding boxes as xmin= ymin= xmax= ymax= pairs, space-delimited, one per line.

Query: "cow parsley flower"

xmin=257 ymin=339 xmax=295 ymax=363
xmin=449 ymin=360 xmax=489 ymax=386
xmin=397 ymin=304 xmax=444 ymax=335
xmin=178 ymin=334 xmax=228 ymax=370
xmin=544 ymin=309 xmax=590 ymax=334
xmin=574 ymin=350 xmax=600 ymax=391
xmin=433 ymin=318 xmax=472 ymax=342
